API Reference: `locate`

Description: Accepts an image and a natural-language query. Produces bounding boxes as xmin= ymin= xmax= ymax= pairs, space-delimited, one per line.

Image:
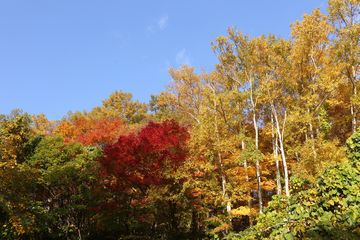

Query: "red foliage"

xmin=100 ymin=120 xmax=189 ymax=187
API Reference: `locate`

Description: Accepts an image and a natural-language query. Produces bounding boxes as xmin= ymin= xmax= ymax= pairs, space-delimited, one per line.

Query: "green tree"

xmin=0 ymin=110 xmax=33 ymax=165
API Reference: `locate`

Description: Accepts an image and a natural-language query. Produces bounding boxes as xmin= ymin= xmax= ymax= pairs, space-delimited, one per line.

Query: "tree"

xmin=0 ymin=136 xmax=102 ymax=239
xmin=157 ymin=65 xmax=205 ymax=125
xmin=54 ymin=114 xmax=124 ymax=147
xmin=236 ymin=130 xmax=360 ymax=240
xmin=99 ymin=120 xmax=190 ymax=238
xmin=213 ymin=29 xmax=266 ymax=212
xmin=96 ymin=91 xmax=148 ymax=124
xmin=25 ymin=136 xmax=102 ymax=239
xmin=31 ymin=113 xmax=53 ymax=135
xmin=101 ymin=120 xmax=188 ymax=186
xmin=329 ymin=0 xmax=360 ymax=133
xmin=290 ymin=9 xmax=338 ymax=160
xmin=0 ymin=110 xmax=33 ymax=165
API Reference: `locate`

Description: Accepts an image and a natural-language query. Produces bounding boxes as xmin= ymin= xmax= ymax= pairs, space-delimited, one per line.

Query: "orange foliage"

xmin=54 ymin=116 xmax=124 ymax=146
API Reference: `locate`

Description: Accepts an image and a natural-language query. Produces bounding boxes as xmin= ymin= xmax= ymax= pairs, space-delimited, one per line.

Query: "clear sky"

xmin=0 ymin=0 xmax=327 ymax=120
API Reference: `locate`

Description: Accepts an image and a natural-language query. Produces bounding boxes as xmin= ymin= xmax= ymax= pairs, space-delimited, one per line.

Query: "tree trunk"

xmin=255 ymin=158 xmax=262 ymax=213
xmin=249 ymin=78 xmax=263 ymax=213
xmin=191 ymin=209 xmax=200 ymax=237
xmin=219 ymin=152 xmax=231 ymax=214
xmin=169 ymin=201 xmax=178 ymax=233
xmin=242 ymin=140 xmax=253 ymax=226
xmin=271 ymin=104 xmax=290 ymax=197
xmin=77 ymin=228 xmax=82 ymax=240
xmin=351 ymin=103 xmax=356 ymax=133
xmin=308 ymin=108 xmax=317 ymax=160
xmin=212 ymin=86 xmax=231 ymax=215
xmin=271 ymin=114 xmax=282 ymax=196
xmin=351 ymin=79 xmax=357 ymax=133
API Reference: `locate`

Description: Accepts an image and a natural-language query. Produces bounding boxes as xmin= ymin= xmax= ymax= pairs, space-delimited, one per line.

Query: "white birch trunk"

xmin=212 ymin=86 xmax=231 ymax=215
xmin=271 ymin=114 xmax=282 ymax=196
xmin=242 ymin=140 xmax=253 ymax=225
xmin=249 ymin=78 xmax=263 ymax=213
xmin=351 ymin=77 xmax=357 ymax=133
xmin=308 ymin=108 xmax=317 ymax=160
xmin=271 ymin=104 xmax=290 ymax=197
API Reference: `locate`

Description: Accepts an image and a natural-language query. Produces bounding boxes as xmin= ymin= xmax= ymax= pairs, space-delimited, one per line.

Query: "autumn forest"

xmin=0 ymin=0 xmax=359 ymax=239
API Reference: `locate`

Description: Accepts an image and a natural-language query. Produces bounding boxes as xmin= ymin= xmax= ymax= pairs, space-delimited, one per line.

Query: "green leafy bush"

xmin=233 ymin=131 xmax=360 ymax=240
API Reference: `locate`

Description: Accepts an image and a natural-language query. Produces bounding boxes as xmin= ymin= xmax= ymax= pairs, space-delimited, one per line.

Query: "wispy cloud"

xmin=109 ymin=31 xmax=127 ymax=48
xmin=146 ymin=25 xmax=155 ymax=33
xmin=161 ymin=60 xmax=171 ymax=72
xmin=175 ymin=48 xmax=190 ymax=65
xmin=157 ymin=15 xmax=168 ymax=30
xmin=147 ymin=15 xmax=169 ymax=34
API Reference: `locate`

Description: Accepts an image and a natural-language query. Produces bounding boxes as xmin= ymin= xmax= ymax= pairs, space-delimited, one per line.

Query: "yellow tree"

xmin=0 ymin=110 xmax=33 ymax=165
xmin=196 ymin=71 xmax=259 ymax=231
xmin=290 ymin=9 xmax=338 ymax=159
xmin=31 ymin=113 xmax=53 ymax=135
xmin=157 ymin=65 xmax=205 ymax=125
xmin=94 ymin=91 xmax=148 ymax=124
xmin=254 ymin=36 xmax=293 ymax=197
xmin=158 ymin=65 xmax=254 ymax=232
xmin=328 ymin=0 xmax=360 ymax=133
xmin=213 ymin=29 xmax=264 ymax=213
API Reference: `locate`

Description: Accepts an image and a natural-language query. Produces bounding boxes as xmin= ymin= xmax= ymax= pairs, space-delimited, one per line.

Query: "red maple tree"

xmin=100 ymin=120 xmax=189 ymax=188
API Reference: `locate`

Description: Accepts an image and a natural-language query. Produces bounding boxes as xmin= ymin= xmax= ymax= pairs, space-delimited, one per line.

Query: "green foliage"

xmin=232 ymin=132 xmax=360 ymax=240
xmin=0 ymin=110 xmax=33 ymax=164
xmin=346 ymin=130 xmax=360 ymax=162
xmin=319 ymin=108 xmax=331 ymax=136
xmin=240 ymin=139 xmax=262 ymax=164
xmin=0 ymin=136 xmax=102 ymax=239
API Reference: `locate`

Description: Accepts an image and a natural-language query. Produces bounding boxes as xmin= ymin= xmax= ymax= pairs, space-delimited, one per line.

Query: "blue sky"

xmin=0 ymin=0 xmax=327 ymax=120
